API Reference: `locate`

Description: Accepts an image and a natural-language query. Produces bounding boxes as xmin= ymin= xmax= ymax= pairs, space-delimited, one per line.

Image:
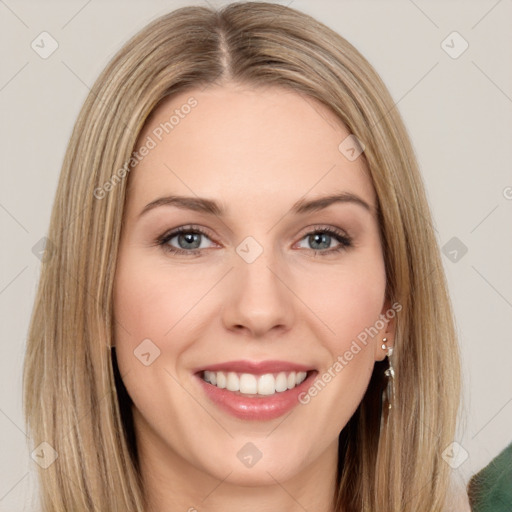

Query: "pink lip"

xmin=193 ymin=359 xmax=314 ymax=375
xmin=193 ymin=361 xmax=318 ymax=421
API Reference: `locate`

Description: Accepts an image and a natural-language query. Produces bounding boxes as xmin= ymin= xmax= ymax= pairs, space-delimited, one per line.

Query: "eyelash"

xmin=155 ymin=224 xmax=353 ymax=257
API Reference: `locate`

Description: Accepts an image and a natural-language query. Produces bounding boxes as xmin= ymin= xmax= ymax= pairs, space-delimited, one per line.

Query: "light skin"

xmin=113 ymin=82 xmax=395 ymax=512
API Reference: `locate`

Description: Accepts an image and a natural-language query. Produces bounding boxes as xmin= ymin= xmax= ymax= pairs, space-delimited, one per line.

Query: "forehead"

xmin=126 ymin=83 xmax=375 ymax=217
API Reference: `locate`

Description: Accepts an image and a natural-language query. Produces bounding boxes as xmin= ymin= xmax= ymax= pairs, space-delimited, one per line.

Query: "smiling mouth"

xmin=200 ymin=370 xmax=311 ymax=396
xmin=194 ymin=361 xmax=318 ymax=420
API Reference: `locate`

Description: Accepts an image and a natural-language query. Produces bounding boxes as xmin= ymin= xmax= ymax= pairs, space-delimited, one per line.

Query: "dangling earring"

xmin=381 ymin=337 xmax=395 ymax=410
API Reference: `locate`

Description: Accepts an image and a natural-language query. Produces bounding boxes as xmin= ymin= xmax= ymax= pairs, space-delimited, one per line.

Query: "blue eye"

xmin=158 ymin=226 xmax=215 ymax=255
xmin=156 ymin=225 xmax=352 ymax=256
xmin=296 ymin=228 xmax=352 ymax=253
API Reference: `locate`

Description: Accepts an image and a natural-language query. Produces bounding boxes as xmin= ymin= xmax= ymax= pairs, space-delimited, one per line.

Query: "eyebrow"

xmin=138 ymin=191 xmax=373 ymax=218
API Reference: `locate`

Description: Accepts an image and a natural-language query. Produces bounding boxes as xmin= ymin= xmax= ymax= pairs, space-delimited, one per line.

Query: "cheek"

xmin=112 ymin=253 xmax=207 ymax=427
xmin=293 ymin=258 xmax=386 ymax=433
xmin=112 ymin=254 xmax=180 ymax=383
xmin=114 ymin=254 xmax=209 ymax=342
xmin=298 ymin=253 xmax=387 ymax=351
xmin=112 ymin=250 xmax=224 ymax=391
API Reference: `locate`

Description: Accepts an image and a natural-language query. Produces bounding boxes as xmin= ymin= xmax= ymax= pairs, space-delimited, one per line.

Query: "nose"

xmin=221 ymin=248 xmax=296 ymax=338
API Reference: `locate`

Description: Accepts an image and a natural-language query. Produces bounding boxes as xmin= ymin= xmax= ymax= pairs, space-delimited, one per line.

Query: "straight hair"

xmin=23 ymin=3 xmax=462 ymax=510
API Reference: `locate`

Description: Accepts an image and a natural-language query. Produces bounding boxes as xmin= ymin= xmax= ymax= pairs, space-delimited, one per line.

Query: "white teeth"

xmin=239 ymin=373 xmax=258 ymax=394
xmin=202 ymin=370 xmax=309 ymax=395
xmin=258 ymin=374 xmax=275 ymax=395
xmin=275 ymin=372 xmax=288 ymax=392
xmin=216 ymin=371 xmax=226 ymax=389
xmin=287 ymin=371 xmax=296 ymax=389
xmin=204 ymin=370 xmax=217 ymax=386
xmin=226 ymin=372 xmax=239 ymax=392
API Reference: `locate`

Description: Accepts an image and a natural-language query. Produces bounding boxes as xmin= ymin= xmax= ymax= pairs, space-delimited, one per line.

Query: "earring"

xmin=381 ymin=338 xmax=395 ymax=410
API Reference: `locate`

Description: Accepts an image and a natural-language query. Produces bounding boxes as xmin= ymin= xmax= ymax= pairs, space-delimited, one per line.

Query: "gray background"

xmin=1 ymin=0 xmax=511 ymax=509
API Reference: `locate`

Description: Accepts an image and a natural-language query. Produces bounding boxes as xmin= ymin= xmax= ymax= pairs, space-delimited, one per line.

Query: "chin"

xmin=197 ymin=443 xmax=308 ymax=487
xmin=209 ymin=462 xmax=299 ymax=487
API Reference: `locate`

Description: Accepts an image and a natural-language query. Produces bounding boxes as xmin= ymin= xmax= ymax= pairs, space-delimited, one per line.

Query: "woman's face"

xmin=113 ymin=83 xmax=394 ymax=490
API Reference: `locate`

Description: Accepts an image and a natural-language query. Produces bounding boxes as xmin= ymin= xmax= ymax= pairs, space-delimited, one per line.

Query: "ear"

xmin=373 ymin=297 xmax=397 ymax=362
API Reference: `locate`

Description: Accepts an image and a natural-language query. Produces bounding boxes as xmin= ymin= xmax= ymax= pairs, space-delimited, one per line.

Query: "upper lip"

xmin=194 ymin=359 xmax=315 ymax=375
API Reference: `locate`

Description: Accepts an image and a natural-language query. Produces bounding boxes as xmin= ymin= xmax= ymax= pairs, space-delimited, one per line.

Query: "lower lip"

xmin=195 ymin=371 xmax=318 ymax=421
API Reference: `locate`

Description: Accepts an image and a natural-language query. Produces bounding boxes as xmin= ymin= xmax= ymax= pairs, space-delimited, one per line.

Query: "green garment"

xmin=468 ymin=442 xmax=512 ymax=512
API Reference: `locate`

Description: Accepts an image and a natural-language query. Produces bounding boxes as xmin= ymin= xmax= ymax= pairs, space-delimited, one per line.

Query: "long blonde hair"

xmin=23 ymin=2 xmax=461 ymax=511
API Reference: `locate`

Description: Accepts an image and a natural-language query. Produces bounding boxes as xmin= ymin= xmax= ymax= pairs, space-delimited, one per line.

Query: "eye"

xmin=156 ymin=225 xmax=216 ymax=255
xmin=295 ymin=226 xmax=353 ymax=255
xmin=155 ymin=224 xmax=353 ymax=257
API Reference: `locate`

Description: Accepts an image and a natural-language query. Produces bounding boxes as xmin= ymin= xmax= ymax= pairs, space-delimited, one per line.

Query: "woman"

xmin=23 ymin=2 xmax=466 ymax=511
